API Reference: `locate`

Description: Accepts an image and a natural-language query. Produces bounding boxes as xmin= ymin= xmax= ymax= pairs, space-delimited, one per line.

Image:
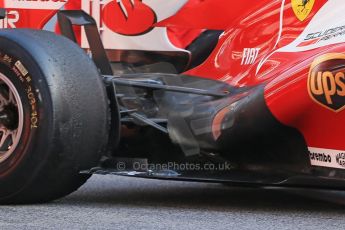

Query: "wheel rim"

xmin=0 ymin=72 xmax=24 ymax=163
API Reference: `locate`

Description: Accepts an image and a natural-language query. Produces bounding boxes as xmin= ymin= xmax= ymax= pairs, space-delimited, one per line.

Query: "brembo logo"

xmin=308 ymin=53 xmax=345 ymax=112
xmin=309 ymin=152 xmax=332 ymax=163
xmin=102 ymin=0 xmax=157 ymax=36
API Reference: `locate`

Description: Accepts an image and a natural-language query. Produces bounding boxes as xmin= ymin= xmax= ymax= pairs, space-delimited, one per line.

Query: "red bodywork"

xmin=1 ymin=0 xmax=344 ymax=156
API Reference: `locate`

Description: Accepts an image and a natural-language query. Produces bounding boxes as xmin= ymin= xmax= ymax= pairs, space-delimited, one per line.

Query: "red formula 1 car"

xmin=0 ymin=0 xmax=343 ymax=203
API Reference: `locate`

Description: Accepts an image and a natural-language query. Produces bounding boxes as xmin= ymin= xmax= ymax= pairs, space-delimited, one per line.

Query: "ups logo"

xmin=308 ymin=53 xmax=345 ymax=112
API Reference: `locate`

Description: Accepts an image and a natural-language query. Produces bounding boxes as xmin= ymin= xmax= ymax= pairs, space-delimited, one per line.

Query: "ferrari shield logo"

xmin=308 ymin=53 xmax=345 ymax=112
xmin=291 ymin=0 xmax=315 ymax=21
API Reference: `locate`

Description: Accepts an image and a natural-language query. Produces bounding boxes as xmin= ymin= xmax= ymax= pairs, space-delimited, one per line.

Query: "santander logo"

xmin=102 ymin=0 xmax=157 ymax=36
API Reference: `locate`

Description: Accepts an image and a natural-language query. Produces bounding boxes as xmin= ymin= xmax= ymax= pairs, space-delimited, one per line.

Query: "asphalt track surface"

xmin=1 ymin=175 xmax=345 ymax=230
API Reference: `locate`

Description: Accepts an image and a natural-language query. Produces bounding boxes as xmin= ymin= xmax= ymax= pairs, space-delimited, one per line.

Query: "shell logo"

xmin=102 ymin=0 xmax=157 ymax=36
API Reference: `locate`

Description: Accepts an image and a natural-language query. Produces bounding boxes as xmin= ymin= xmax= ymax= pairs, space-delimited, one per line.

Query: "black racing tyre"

xmin=0 ymin=29 xmax=109 ymax=204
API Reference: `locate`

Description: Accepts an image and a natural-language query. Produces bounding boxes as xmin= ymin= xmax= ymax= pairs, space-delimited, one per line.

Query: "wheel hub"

xmin=0 ymin=73 xmax=23 ymax=163
xmin=0 ymin=105 xmax=19 ymax=130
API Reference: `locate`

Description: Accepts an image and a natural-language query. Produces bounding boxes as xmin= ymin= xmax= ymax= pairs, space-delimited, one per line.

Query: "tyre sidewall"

xmin=0 ymin=38 xmax=53 ymax=198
